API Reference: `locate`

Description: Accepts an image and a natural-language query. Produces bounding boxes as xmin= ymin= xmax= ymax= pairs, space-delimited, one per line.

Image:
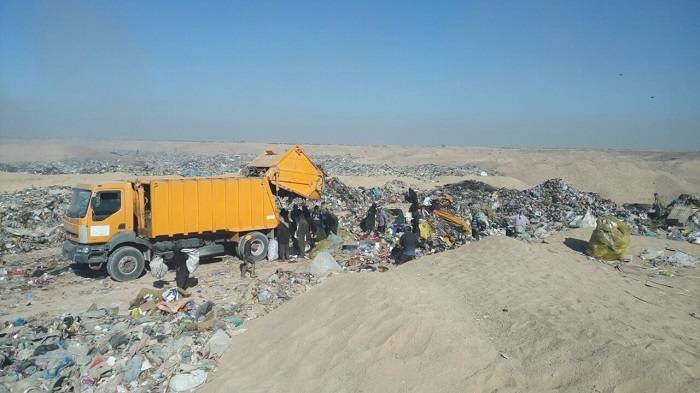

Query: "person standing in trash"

xmin=295 ymin=213 xmax=311 ymax=259
xmin=409 ymin=202 xmax=421 ymax=235
xmin=276 ymin=215 xmax=291 ymax=261
xmin=363 ymin=203 xmax=377 ymax=235
xmin=323 ymin=208 xmax=339 ymax=235
xmin=302 ymin=205 xmax=315 ymax=249
xmin=376 ymin=206 xmax=388 ymax=234
xmin=174 ymin=250 xmax=190 ymax=290
xmin=514 ymin=212 xmax=530 ymax=235
xmin=652 ymin=193 xmax=667 ymax=218
xmin=289 ymin=205 xmax=300 ymax=253
xmin=394 ymin=225 xmax=418 ymax=264
xmin=406 ymin=188 xmax=418 ymax=204
xmin=312 ymin=205 xmax=327 ymax=241
xmin=470 ymin=215 xmax=480 ymax=241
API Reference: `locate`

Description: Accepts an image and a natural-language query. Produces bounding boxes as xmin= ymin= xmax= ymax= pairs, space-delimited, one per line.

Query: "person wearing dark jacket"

xmin=302 ymin=205 xmax=315 ymax=248
xmin=394 ymin=226 xmax=418 ymax=264
xmin=174 ymin=250 xmax=190 ymax=289
xmin=323 ymin=209 xmax=339 ymax=235
xmin=363 ymin=203 xmax=377 ymax=234
xmin=289 ymin=205 xmax=299 ymax=250
xmin=275 ymin=217 xmax=291 ymax=261
xmin=296 ymin=215 xmax=311 ymax=259
xmin=312 ymin=206 xmax=327 ymax=241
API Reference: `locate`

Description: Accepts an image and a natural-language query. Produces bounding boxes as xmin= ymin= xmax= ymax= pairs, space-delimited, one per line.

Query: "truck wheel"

xmin=237 ymin=232 xmax=269 ymax=263
xmin=107 ymin=246 xmax=145 ymax=282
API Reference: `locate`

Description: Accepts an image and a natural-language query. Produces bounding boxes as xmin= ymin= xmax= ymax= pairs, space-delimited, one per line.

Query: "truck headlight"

xmin=76 ymin=246 xmax=90 ymax=253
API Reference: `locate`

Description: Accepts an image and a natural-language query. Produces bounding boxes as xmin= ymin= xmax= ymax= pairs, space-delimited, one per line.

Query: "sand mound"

xmin=203 ymin=235 xmax=700 ymax=393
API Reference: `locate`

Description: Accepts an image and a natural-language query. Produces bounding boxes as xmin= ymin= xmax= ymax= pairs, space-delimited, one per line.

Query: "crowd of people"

xmin=275 ymin=203 xmax=339 ymax=260
xmin=238 ymin=188 xmax=535 ymax=279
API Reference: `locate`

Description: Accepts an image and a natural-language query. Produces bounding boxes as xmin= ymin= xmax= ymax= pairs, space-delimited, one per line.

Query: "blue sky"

xmin=1 ymin=0 xmax=698 ymax=150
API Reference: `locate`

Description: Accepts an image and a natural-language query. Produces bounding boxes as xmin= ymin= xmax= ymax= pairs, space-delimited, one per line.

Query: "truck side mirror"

xmin=91 ymin=195 xmax=100 ymax=208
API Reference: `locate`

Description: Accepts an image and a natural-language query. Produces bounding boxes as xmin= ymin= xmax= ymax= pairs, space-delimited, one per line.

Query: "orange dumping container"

xmin=246 ymin=145 xmax=324 ymax=199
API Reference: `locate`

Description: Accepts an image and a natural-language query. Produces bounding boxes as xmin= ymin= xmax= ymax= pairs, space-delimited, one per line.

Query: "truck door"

xmin=89 ymin=190 xmax=126 ymax=243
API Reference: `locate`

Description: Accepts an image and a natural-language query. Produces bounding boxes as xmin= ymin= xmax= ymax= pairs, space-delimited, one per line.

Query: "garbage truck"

xmin=62 ymin=145 xmax=324 ymax=281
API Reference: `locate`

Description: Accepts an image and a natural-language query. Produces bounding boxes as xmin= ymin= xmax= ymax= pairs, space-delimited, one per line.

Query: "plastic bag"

xmin=181 ymin=248 xmax=199 ymax=274
xmin=304 ymin=252 xmax=343 ymax=277
xmin=588 ymin=216 xmax=631 ymax=260
xmin=149 ymin=255 xmax=168 ymax=279
xmin=568 ymin=211 xmax=597 ymax=228
xmin=169 ymin=369 xmax=208 ymax=392
xmin=418 ymin=220 xmax=433 ymax=240
xmin=267 ymin=239 xmax=279 ymax=261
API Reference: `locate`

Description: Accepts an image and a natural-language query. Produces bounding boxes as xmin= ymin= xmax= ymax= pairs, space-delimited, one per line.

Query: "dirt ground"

xmin=1 ymin=140 xmax=699 ymax=392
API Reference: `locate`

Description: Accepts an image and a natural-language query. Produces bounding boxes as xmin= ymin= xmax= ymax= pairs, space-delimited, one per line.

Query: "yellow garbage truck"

xmin=62 ymin=145 xmax=323 ymax=281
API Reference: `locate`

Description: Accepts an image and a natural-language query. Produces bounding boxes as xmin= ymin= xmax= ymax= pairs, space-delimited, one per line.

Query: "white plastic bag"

xmin=267 ymin=239 xmax=279 ymax=261
xmin=149 ymin=255 xmax=168 ymax=279
xmin=181 ymin=248 xmax=200 ymax=274
xmin=304 ymin=251 xmax=343 ymax=278
xmin=568 ymin=211 xmax=597 ymax=228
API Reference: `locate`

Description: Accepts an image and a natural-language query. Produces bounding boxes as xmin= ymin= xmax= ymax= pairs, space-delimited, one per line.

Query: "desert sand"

xmin=1 ymin=140 xmax=699 ymax=392
xmin=202 ymin=230 xmax=699 ymax=393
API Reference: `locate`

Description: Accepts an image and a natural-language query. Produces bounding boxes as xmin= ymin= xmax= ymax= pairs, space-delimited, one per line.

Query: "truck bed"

xmin=143 ymin=176 xmax=279 ymax=238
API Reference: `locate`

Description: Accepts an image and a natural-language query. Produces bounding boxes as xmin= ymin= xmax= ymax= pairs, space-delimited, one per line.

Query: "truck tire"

xmin=237 ymin=232 xmax=269 ymax=263
xmin=106 ymin=246 xmax=145 ymax=282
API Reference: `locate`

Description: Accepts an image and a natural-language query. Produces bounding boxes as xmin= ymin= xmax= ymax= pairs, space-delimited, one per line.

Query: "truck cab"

xmin=62 ymin=182 xmax=143 ymax=275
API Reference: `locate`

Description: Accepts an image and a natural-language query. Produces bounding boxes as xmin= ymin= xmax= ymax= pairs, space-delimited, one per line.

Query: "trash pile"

xmin=0 ymin=187 xmax=70 ymax=254
xmin=621 ymin=196 xmax=700 ymax=243
xmin=639 ymin=249 xmax=698 ymax=268
xmin=313 ymin=155 xmax=493 ymax=179
xmin=0 ymin=254 xmax=71 ymax=317
xmin=431 ymin=179 xmax=620 ymax=239
xmin=0 ymin=151 xmax=257 ymax=177
xmin=0 ymin=269 xmax=318 ymax=392
xmin=0 ymin=152 xmax=493 ymax=180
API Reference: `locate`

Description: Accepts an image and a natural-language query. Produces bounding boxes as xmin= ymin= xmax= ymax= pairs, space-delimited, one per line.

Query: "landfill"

xmin=1 ymin=152 xmax=699 ymax=391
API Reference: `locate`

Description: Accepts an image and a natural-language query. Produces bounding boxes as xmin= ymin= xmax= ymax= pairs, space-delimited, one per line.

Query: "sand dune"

xmin=203 ymin=232 xmax=700 ymax=393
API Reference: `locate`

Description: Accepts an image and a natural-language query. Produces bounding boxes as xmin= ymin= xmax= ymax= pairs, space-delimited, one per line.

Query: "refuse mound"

xmin=0 ymin=187 xmax=70 ymax=254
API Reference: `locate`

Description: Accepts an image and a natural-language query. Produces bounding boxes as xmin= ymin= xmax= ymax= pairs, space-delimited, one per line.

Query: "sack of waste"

xmin=149 ymin=255 xmax=168 ymax=279
xmin=304 ymin=251 xmax=343 ymax=277
xmin=267 ymin=239 xmax=279 ymax=261
xmin=588 ymin=216 xmax=631 ymax=260
xmin=182 ymin=248 xmax=200 ymax=273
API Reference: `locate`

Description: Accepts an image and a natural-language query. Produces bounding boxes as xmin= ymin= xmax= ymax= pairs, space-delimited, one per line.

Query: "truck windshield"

xmin=66 ymin=189 xmax=91 ymax=218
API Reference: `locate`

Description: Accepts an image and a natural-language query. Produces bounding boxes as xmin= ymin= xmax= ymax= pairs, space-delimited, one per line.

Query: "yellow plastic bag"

xmin=418 ymin=220 xmax=433 ymax=240
xmin=588 ymin=216 xmax=631 ymax=260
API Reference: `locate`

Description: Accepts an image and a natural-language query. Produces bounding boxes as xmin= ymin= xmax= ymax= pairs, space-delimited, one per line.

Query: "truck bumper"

xmin=62 ymin=240 xmax=108 ymax=264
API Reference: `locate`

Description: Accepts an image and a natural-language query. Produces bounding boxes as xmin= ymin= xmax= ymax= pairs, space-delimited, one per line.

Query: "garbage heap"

xmin=0 ymin=151 xmax=257 ymax=177
xmin=0 ymin=187 xmax=70 ymax=254
xmin=0 ymin=151 xmax=492 ymax=180
xmin=0 ymin=270 xmax=317 ymax=393
xmin=313 ymin=155 xmax=493 ymax=179
xmin=317 ymin=178 xmax=628 ymax=268
xmin=621 ymin=195 xmax=700 ymax=243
